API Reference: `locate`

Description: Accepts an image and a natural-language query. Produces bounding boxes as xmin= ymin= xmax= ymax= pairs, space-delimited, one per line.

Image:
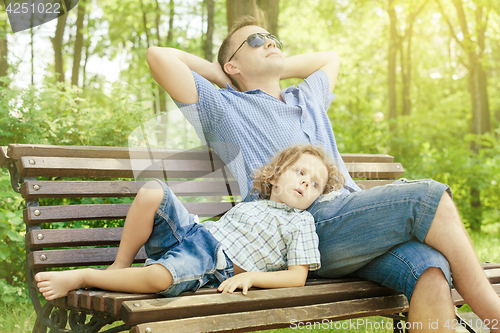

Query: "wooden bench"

xmin=2 ymin=143 xmax=499 ymax=333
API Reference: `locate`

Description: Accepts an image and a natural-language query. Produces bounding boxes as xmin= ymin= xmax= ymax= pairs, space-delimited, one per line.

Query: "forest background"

xmin=0 ymin=0 xmax=499 ymax=329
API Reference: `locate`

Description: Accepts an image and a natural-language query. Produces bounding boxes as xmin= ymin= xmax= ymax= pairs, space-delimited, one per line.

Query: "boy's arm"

xmin=280 ymin=51 xmax=340 ymax=93
xmin=146 ymin=47 xmax=233 ymax=104
xmin=217 ymin=265 xmax=309 ymax=295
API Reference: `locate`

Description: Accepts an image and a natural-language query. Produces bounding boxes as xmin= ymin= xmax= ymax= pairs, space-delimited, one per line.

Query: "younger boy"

xmin=35 ymin=144 xmax=344 ymax=299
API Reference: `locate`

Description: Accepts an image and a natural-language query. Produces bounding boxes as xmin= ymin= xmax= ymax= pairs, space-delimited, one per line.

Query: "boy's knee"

xmin=142 ymin=180 xmax=164 ymax=191
xmin=136 ymin=181 xmax=164 ymax=207
xmin=147 ymin=264 xmax=173 ymax=292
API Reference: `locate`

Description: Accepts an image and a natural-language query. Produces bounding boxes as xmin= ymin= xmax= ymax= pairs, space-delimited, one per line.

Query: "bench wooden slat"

xmin=23 ymin=202 xmax=235 ymax=224
xmin=0 ymin=146 xmax=10 ymax=168
xmin=21 ymin=180 xmax=240 ymax=199
xmin=8 ymin=144 xmax=395 ymax=163
xmin=17 ymin=156 xmax=404 ymax=180
xmin=8 ymin=144 xmax=219 ymax=161
xmin=27 ymin=247 xmax=147 ymax=269
xmin=341 ymin=153 xmax=394 ymax=163
xmin=346 ymin=162 xmax=404 ymax=179
xmin=485 ymin=268 xmax=500 ymax=283
xmin=21 ymin=180 xmax=392 ymax=199
xmin=26 ymin=228 xmax=125 ymax=248
xmin=17 ymin=156 xmax=227 ymax=179
xmin=128 ymin=295 xmax=409 ymax=333
xmin=121 ymin=281 xmax=399 ymax=326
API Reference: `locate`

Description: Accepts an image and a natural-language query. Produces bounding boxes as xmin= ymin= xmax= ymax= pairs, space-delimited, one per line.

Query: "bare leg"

xmin=423 ymin=193 xmax=500 ymax=332
xmin=35 ymin=264 xmax=172 ymax=301
xmin=109 ymin=180 xmax=164 ymax=269
xmin=408 ymin=268 xmax=455 ymax=332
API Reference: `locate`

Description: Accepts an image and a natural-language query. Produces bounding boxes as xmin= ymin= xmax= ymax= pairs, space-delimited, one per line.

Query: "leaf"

xmin=5 ymin=211 xmax=16 ymax=218
xmin=5 ymin=229 xmax=23 ymax=242
xmin=11 ymin=217 xmax=23 ymax=226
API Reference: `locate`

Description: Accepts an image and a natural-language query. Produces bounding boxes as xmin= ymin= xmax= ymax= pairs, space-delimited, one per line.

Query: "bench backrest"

xmin=3 ymin=144 xmax=404 ymax=273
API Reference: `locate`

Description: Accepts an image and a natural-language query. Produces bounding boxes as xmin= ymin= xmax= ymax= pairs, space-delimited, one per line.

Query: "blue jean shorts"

xmin=143 ymin=180 xmax=234 ymax=297
xmin=307 ymin=178 xmax=452 ymax=301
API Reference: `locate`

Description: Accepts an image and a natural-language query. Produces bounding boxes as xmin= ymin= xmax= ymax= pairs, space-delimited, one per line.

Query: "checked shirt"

xmin=203 ymin=200 xmax=321 ymax=272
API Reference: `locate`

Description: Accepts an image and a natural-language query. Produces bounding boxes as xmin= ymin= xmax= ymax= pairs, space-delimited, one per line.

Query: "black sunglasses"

xmin=227 ymin=33 xmax=283 ymax=63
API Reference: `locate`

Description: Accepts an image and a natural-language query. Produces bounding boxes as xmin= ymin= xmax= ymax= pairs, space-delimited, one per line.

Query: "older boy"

xmin=35 ymin=145 xmax=344 ymax=298
xmin=145 ymin=16 xmax=500 ymax=331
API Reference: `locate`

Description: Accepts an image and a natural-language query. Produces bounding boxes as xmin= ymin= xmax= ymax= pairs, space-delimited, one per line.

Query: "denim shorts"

xmin=143 ymin=179 xmax=234 ymax=297
xmin=307 ymin=178 xmax=452 ymax=301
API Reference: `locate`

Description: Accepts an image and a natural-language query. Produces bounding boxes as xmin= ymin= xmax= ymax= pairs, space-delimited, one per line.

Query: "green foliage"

xmin=0 ymin=78 xmax=149 ymax=147
xmin=0 ymin=300 xmax=34 ymax=333
xmin=0 ymin=173 xmax=26 ymax=291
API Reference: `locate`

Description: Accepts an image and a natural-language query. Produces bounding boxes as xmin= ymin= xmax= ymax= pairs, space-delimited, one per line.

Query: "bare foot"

xmin=35 ymin=270 xmax=88 ymax=300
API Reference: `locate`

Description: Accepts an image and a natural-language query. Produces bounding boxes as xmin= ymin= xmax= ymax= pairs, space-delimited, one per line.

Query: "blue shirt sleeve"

xmin=172 ymin=71 xmax=229 ymax=142
xmin=298 ymin=70 xmax=336 ymax=112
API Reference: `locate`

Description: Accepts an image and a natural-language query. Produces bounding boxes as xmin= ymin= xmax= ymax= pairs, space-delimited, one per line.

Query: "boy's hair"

xmin=252 ymin=145 xmax=345 ymax=200
xmin=217 ymin=16 xmax=259 ymax=89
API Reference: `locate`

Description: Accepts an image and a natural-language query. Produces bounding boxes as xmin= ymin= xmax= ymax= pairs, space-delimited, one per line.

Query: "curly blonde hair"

xmin=251 ymin=145 xmax=345 ymax=200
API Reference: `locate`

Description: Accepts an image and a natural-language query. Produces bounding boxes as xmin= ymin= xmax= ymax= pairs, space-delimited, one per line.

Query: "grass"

xmin=0 ymin=301 xmax=37 ymax=333
xmin=1 ymin=230 xmax=498 ymax=333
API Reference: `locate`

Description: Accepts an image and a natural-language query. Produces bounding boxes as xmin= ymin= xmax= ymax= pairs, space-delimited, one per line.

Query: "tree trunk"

xmin=82 ymin=12 xmax=90 ymax=89
xmin=167 ymin=0 xmax=174 ymax=44
xmin=204 ymin=0 xmax=214 ymax=62
xmin=0 ymin=18 xmax=8 ymax=88
xmin=154 ymin=0 xmax=167 ymax=113
xmin=257 ymin=0 xmax=279 ymax=36
xmin=140 ymin=0 xmax=151 ymax=48
xmin=387 ymin=0 xmax=398 ymax=132
xmin=227 ymin=0 xmax=280 ymax=36
xmin=401 ymin=23 xmax=413 ymax=116
xmin=450 ymin=0 xmax=491 ymax=230
xmin=51 ymin=14 xmax=68 ymax=83
xmin=71 ymin=0 xmax=86 ymax=86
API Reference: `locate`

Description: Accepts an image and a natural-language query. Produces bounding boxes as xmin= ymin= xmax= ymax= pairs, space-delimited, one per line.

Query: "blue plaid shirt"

xmin=174 ymin=70 xmax=361 ymax=201
xmin=203 ymin=200 xmax=320 ymax=272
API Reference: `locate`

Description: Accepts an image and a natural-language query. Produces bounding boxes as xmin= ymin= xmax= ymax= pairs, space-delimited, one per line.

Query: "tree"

xmin=204 ymin=0 xmax=214 ymax=62
xmin=51 ymin=14 xmax=68 ymax=83
xmin=387 ymin=0 xmax=428 ymax=131
xmin=0 ymin=1 xmax=9 ymax=88
xmin=435 ymin=0 xmax=493 ymax=230
xmin=71 ymin=0 xmax=87 ymax=86
xmin=226 ymin=0 xmax=279 ymax=35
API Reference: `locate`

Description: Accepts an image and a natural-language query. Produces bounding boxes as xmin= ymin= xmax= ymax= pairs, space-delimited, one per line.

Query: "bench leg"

xmin=35 ymin=301 xmax=129 ymax=333
xmin=456 ymin=314 xmax=477 ymax=333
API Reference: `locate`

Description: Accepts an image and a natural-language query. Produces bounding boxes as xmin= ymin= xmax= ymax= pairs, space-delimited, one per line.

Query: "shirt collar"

xmin=226 ymin=83 xmax=300 ymax=95
xmin=258 ymin=200 xmax=304 ymax=213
